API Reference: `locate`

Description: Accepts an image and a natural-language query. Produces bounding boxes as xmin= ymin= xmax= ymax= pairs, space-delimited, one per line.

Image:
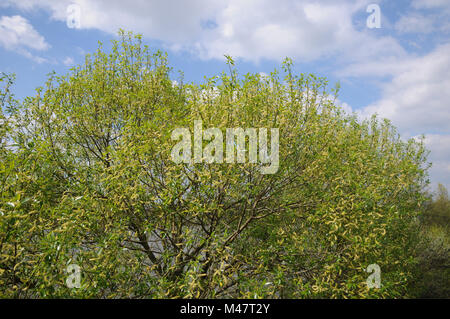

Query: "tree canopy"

xmin=0 ymin=31 xmax=430 ymax=298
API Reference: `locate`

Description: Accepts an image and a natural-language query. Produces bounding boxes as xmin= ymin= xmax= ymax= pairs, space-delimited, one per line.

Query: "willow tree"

xmin=0 ymin=31 xmax=429 ymax=298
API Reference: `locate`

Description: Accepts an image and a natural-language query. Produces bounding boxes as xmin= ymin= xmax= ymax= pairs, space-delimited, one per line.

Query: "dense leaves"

xmin=411 ymin=184 xmax=450 ymax=298
xmin=0 ymin=32 xmax=430 ymax=298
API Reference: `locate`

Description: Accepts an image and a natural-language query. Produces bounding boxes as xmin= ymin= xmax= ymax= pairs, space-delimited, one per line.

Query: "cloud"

xmin=0 ymin=15 xmax=49 ymax=50
xmin=2 ymin=0 xmax=406 ymax=64
xmin=359 ymin=43 xmax=450 ymax=136
xmin=393 ymin=0 xmax=450 ymax=35
xmin=353 ymin=43 xmax=450 ymax=190
xmin=422 ymin=134 xmax=450 ymax=190
xmin=0 ymin=15 xmax=49 ymax=62
xmin=412 ymin=0 xmax=450 ymax=10
xmin=395 ymin=13 xmax=435 ymax=34
xmin=2 ymin=0 xmax=220 ymax=43
xmin=3 ymin=0 xmax=448 ymax=189
xmin=62 ymin=56 xmax=74 ymax=66
xmin=186 ymin=0 xmax=407 ymax=64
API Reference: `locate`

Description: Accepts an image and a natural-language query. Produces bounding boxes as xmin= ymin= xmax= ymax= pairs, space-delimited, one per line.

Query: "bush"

xmin=411 ymin=184 xmax=450 ymax=298
xmin=0 ymin=32 xmax=430 ymax=298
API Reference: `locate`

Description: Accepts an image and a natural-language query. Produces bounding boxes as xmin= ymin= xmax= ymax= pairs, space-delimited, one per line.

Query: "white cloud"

xmin=2 ymin=0 xmax=405 ymax=64
xmin=191 ymin=0 xmax=406 ymax=63
xmin=394 ymin=0 xmax=450 ymax=36
xmin=359 ymin=43 xmax=450 ymax=136
xmin=2 ymin=0 xmax=448 ymax=189
xmin=412 ymin=0 xmax=450 ymax=10
xmin=63 ymin=56 xmax=74 ymax=66
xmin=0 ymin=15 xmax=49 ymax=62
xmin=354 ymin=44 xmax=450 ymax=190
xmin=395 ymin=13 xmax=435 ymax=34
xmin=0 ymin=15 xmax=49 ymax=50
xmin=2 ymin=0 xmax=220 ymax=43
xmin=422 ymin=134 xmax=450 ymax=190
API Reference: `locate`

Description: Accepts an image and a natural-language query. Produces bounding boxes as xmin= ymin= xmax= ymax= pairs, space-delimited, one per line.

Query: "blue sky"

xmin=0 ymin=0 xmax=449 ymax=191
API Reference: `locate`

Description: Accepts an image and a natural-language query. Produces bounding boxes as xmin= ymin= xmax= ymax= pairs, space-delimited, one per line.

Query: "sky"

xmin=0 ymin=0 xmax=449 ymax=192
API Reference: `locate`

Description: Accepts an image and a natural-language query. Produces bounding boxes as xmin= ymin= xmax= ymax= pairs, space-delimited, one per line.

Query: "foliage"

xmin=411 ymin=184 xmax=450 ymax=298
xmin=0 ymin=31 xmax=430 ymax=298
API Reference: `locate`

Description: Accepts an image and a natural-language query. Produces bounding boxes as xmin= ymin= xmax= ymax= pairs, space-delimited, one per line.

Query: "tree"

xmin=423 ymin=184 xmax=450 ymax=226
xmin=412 ymin=184 xmax=449 ymax=298
xmin=0 ymin=31 xmax=430 ymax=298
